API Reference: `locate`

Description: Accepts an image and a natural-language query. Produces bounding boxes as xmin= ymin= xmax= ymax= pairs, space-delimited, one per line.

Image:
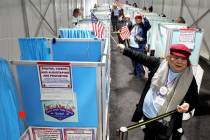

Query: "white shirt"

xmin=129 ymin=26 xmax=139 ymax=48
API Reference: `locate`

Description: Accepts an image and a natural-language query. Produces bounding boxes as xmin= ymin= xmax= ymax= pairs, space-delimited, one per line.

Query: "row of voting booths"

xmin=0 ymin=3 xmax=204 ymax=140
xmin=0 ymin=4 xmax=112 ymax=140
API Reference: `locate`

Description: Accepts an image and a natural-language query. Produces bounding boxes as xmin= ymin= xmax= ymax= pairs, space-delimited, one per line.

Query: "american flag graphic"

xmin=120 ymin=26 xmax=130 ymax=40
xmin=91 ymin=12 xmax=105 ymax=38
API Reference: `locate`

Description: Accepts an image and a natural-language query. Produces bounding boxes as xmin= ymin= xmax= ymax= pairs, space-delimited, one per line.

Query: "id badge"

xmin=155 ymin=96 xmax=165 ymax=106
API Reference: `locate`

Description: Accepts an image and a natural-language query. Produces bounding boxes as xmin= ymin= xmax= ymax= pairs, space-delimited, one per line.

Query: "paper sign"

xmin=64 ymin=128 xmax=96 ymax=140
xmin=37 ymin=62 xmax=73 ymax=100
xmin=32 ymin=127 xmax=63 ymax=140
xmin=179 ymin=30 xmax=196 ymax=49
xmin=20 ymin=128 xmax=31 ymax=140
xmin=38 ymin=62 xmax=71 ymax=88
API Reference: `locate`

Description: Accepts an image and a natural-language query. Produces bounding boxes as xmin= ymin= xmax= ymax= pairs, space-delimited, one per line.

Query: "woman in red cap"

xmin=128 ymin=14 xmax=151 ymax=78
xmin=116 ymin=43 xmax=198 ymax=140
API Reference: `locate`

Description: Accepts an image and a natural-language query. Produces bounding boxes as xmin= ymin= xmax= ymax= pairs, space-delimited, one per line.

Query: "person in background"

xmin=117 ymin=9 xmax=127 ymax=45
xmin=160 ymin=13 xmax=167 ymax=17
xmin=133 ymin=3 xmax=138 ymax=8
xmin=111 ymin=4 xmax=120 ymax=31
xmin=128 ymin=14 xmax=151 ymax=77
xmin=116 ymin=43 xmax=198 ymax=140
xmin=175 ymin=17 xmax=186 ymax=24
xmin=143 ymin=6 xmax=147 ymax=11
xmin=72 ymin=8 xmax=81 ymax=26
xmin=125 ymin=1 xmax=130 ymax=5
xmin=94 ymin=3 xmax=97 ymax=8
xmin=148 ymin=6 xmax=153 ymax=12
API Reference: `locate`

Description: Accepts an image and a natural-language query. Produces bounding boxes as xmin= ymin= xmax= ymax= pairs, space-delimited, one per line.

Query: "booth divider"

xmin=13 ymin=38 xmax=110 ymax=140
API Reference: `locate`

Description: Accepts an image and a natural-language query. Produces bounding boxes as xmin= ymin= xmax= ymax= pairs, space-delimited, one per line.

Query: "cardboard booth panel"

xmin=17 ymin=65 xmax=98 ymax=127
xmin=52 ymin=40 xmax=102 ymax=62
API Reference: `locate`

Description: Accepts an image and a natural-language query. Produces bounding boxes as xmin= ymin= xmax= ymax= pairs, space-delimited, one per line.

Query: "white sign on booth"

xmin=37 ymin=62 xmax=78 ymax=122
xmin=179 ymin=29 xmax=196 ymax=49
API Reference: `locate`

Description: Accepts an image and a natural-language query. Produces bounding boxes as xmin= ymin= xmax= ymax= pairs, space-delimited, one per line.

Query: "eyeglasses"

xmin=170 ymin=55 xmax=187 ymax=61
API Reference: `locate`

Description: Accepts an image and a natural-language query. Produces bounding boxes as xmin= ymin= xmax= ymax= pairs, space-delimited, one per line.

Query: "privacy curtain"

xmin=18 ymin=38 xmax=50 ymax=60
xmin=0 ymin=58 xmax=24 ymax=140
xmin=59 ymin=28 xmax=95 ymax=38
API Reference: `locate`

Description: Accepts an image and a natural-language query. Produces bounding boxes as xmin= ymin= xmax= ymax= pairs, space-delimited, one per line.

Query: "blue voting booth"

xmin=11 ymin=37 xmax=111 ymax=140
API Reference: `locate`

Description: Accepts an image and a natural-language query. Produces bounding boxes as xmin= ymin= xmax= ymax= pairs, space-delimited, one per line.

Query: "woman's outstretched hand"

xmin=116 ymin=44 xmax=125 ymax=53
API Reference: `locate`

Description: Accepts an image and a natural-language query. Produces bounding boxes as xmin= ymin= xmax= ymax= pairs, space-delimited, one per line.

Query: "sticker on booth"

xmin=42 ymin=100 xmax=78 ymax=122
xmin=64 ymin=128 xmax=96 ymax=140
xmin=32 ymin=127 xmax=63 ymax=140
xmin=37 ymin=62 xmax=73 ymax=100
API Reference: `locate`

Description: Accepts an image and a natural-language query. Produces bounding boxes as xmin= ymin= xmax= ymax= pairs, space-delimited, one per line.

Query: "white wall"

xmin=0 ymin=0 xmax=24 ymax=59
xmin=0 ymin=0 xmax=87 ymax=60
xmin=84 ymin=0 xmax=97 ymax=17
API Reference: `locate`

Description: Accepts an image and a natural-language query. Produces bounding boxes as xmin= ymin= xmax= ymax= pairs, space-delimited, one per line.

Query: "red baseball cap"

xmin=170 ymin=44 xmax=191 ymax=59
xmin=135 ymin=14 xmax=142 ymax=19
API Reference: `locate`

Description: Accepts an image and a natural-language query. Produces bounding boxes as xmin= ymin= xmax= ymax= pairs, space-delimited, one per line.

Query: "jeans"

xmin=129 ymin=46 xmax=145 ymax=76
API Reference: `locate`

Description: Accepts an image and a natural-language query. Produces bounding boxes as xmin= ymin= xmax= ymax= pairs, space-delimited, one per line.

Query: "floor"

xmin=109 ymin=35 xmax=210 ymax=140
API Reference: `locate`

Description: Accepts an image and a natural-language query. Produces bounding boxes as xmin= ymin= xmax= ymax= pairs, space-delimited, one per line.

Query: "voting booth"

xmin=10 ymin=38 xmax=111 ymax=140
xmin=154 ymin=23 xmax=203 ymax=65
xmin=146 ymin=16 xmax=173 ymax=51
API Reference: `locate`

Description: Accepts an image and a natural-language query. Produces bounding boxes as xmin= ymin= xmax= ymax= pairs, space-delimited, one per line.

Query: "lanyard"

xmin=166 ymin=76 xmax=177 ymax=88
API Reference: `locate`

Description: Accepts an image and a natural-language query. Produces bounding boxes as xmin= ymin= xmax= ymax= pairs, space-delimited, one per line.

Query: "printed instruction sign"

xmin=37 ymin=62 xmax=73 ymax=100
xmin=179 ymin=29 xmax=196 ymax=49
xmin=32 ymin=127 xmax=63 ymax=140
xmin=64 ymin=128 xmax=96 ymax=140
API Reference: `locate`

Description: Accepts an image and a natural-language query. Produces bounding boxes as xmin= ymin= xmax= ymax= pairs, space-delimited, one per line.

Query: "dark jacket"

xmin=123 ymin=48 xmax=198 ymax=129
xmin=130 ymin=17 xmax=151 ymax=45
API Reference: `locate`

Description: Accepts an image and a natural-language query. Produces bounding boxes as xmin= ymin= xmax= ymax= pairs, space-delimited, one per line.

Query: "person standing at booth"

xmin=175 ymin=17 xmax=186 ymax=24
xmin=117 ymin=9 xmax=127 ymax=45
xmin=128 ymin=14 xmax=151 ymax=77
xmin=116 ymin=43 xmax=198 ymax=140
xmin=111 ymin=4 xmax=120 ymax=31
xmin=72 ymin=8 xmax=82 ymax=26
